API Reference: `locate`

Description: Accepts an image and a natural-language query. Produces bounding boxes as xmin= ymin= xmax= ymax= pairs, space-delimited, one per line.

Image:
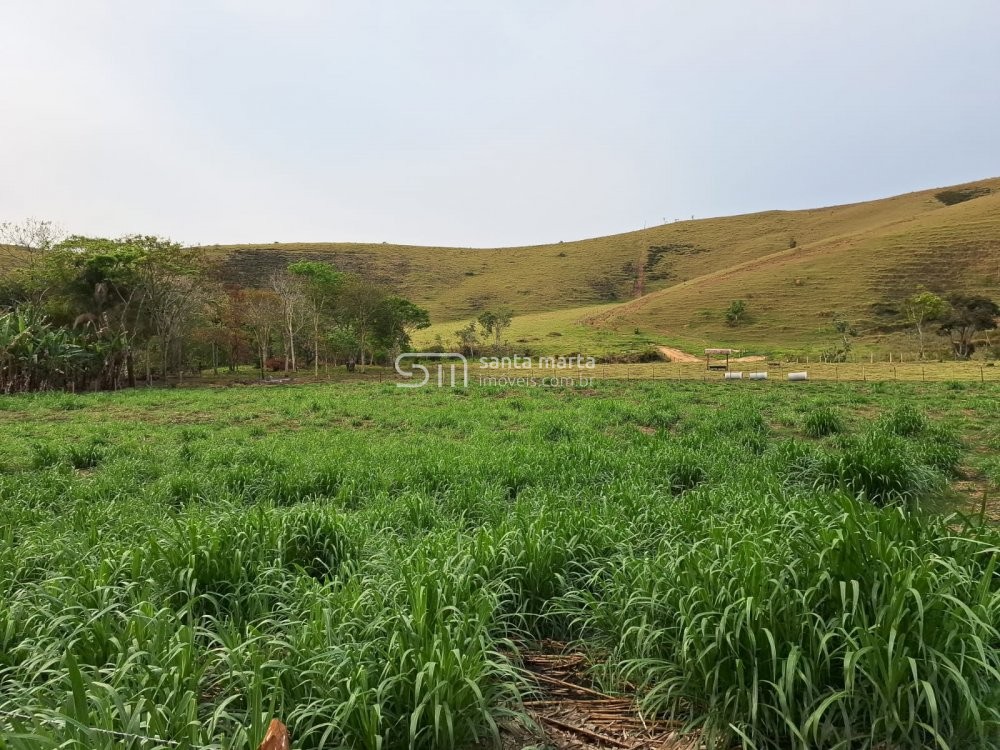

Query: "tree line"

xmin=723 ymin=289 xmax=998 ymax=362
xmin=0 ymin=221 xmax=430 ymax=393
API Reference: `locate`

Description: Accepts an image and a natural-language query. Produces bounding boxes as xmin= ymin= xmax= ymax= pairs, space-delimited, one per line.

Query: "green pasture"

xmin=0 ymin=381 xmax=999 ymax=749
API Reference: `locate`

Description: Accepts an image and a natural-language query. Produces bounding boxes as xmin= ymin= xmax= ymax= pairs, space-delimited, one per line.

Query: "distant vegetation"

xmin=725 ymin=299 xmax=747 ymax=326
xmin=4 ymin=177 xmax=1000 ymax=370
xmin=0 ymin=224 xmax=429 ymax=391
xmin=935 ymin=185 xmax=992 ymax=205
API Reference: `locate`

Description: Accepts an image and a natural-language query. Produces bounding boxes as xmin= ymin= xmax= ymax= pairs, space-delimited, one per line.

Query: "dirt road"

xmin=658 ymin=346 xmax=766 ymax=364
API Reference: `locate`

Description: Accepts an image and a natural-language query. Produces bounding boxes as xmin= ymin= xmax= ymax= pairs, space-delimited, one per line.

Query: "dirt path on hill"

xmin=657 ymin=346 xmax=701 ymax=363
xmin=658 ymin=346 xmax=767 ymax=364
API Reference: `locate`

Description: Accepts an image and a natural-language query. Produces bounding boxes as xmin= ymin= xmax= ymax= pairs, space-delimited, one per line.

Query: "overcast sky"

xmin=1 ymin=1 xmax=998 ymax=248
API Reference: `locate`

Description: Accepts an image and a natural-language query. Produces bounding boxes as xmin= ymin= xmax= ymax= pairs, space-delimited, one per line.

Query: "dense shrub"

xmin=881 ymin=404 xmax=929 ymax=437
xmin=935 ymin=186 xmax=991 ymax=205
xmin=803 ymin=406 xmax=844 ymax=437
xmin=826 ymin=430 xmax=940 ymax=505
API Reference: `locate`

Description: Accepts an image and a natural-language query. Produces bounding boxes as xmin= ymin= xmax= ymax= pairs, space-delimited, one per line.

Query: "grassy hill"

xmin=584 ymin=181 xmax=1000 ymax=355
xmin=400 ymin=179 xmax=1000 ymax=354
xmin=3 ymin=178 xmax=994 ymax=357
xmin=206 ymin=177 xmax=1000 ymax=356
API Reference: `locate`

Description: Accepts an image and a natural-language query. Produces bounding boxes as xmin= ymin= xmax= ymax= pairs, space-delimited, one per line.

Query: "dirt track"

xmin=658 ymin=346 xmax=766 ymax=364
xmin=657 ymin=346 xmax=701 ymax=363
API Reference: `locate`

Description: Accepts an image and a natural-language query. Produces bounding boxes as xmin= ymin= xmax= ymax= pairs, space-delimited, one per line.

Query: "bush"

xmin=827 ymin=431 xmax=940 ymax=505
xmin=935 ymin=186 xmax=991 ymax=205
xmin=665 ymin=450 xmax=707 ymax=494
xmin=881 ymin=404 xmax=928 ymax=437
xmin=803 ymin=407 xmax=844 ymax=438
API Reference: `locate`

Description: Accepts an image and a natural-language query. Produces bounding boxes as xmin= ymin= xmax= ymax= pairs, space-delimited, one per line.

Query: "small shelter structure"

xmin=705 ymin=348 xmax=735 ymax=371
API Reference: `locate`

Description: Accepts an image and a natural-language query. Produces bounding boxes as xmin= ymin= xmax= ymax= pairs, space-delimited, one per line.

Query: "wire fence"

xmin=468 ymin=360 xmax=1000 ymax=384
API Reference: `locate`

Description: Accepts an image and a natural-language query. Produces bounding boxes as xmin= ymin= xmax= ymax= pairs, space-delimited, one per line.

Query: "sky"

xmin=1 ymin=1 xmax=999 ymax=248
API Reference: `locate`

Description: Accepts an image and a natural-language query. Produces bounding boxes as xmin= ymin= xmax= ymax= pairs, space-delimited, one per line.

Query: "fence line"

xmin=469 ymin=361 xmax=1000 ymax=384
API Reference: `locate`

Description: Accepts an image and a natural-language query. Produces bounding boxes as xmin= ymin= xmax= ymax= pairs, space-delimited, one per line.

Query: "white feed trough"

xmin=788 ymin=372 xmax=808 ymax=381
xmin=724 ymin=371 xmax=743 ymax=380
xmin=748 ymin=372 xmax=768 ymax=380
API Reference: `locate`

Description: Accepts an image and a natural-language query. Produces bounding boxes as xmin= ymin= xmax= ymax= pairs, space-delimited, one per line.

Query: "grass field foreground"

xmin=1 ymin=381 xmax=999 ymax=749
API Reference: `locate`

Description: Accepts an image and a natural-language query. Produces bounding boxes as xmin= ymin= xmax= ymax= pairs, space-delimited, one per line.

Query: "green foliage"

xmin=902 ymin=289 xmax=948 ymax=357
xmin=803 ymin=406 xmax=844 ymax=437
xmin=0 ymin=306 xmax=128 ymax=393
xmin=375 ymin=296 xmax=431 ymax=352
xmin=664 ymin=449 xmax=707 ymax=494
xmin=825 ymin=314 xmax=858 ymax=362
xmin=280 ymin=504 xmax=357 ymax=579
xmin=724 ymin=299 xmax=747 ymax=326
xmin=935 ymin=186 xmax=991 ymax=205
xmin=938 ymin=293 xmax=1000 ymax=359
xmin=827 ymin=430 xmax=940 ymax=506
xmin=881 ymin=404 xmax=929 ymax=437
xmin=0 ymin=381 xmax=996 ymax=750
xmin=477 ymin=308 xmax=514 ymax=349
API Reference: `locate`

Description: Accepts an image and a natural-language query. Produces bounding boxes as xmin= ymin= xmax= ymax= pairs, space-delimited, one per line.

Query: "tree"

xmin=0 ymin=305 xmax=128 ymax=393
xmin=147 ymin=273 xmax=209 ymax=380
xmin=45 ymin=235 xmax=180 ymax=384
xmin=725 ymin=299 xmax=747 ymax=327
xmin=455 ymin=322 xmax=480 ymax=356
xmin=219 ymin=288 xmax=252 ymax=372
xmin=243 ymin=289 xmax=282 ymax=379
xmin=0 ymin=219 xmax=64 ymax=283
xmin=375 ymin=296 xmax=430 ymax=358
xmin=825 ymin=314 xmax=857 ymax=362
xmin=938 ymin=294 xmax=1000 ymax=359
xmin=477 ymin=308 xmax=513 ymax=349
xmin=901 ymin=289 xmax=947 ymax=359
xmin=269 ymin=271 xmax=310 ymax=372
xmin=327 ymin=327 xmax=360 ymax=366
xmin=337 ymin=276 xmax=384 ymax=369
xmin=288 ymin=261 xmax=343 ymax=374
xmin=119 ymin=236 xmax=203 ymax=381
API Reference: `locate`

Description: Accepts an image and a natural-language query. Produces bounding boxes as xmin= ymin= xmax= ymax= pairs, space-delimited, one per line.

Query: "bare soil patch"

xmin=504 ymin=641 xmax=698 ymax=750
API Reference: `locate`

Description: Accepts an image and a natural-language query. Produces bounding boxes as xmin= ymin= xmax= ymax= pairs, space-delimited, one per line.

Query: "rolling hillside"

xmin=7 ymin=178 xmax=999 ymax=357
xmin=582 ymin=181 xmax=1000 ymax=354
xmin=205 ymin=177 xmax=999 ymax=356
xmin=208 ymin=179 xmax=997 ymax=332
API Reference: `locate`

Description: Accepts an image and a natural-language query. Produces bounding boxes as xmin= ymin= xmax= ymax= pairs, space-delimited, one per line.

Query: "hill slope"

xmin=207 ymin=178 xmax=1000 ymax=355
xmin=585 ymin=183 xmax=1000 ymax=353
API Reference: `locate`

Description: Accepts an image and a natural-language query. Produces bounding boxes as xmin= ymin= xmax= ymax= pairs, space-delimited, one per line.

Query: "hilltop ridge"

xmin=203 ymin=177 xmax=1000 ymax=355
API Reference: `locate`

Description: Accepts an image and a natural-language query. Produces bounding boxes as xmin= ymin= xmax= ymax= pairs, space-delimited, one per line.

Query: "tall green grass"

xmin=0 ymin=381 xmax=997 ymax=749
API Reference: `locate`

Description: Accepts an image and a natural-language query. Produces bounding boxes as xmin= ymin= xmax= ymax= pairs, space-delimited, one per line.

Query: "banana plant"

xmin=0 ymin=305 xmax=128 ymax=392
